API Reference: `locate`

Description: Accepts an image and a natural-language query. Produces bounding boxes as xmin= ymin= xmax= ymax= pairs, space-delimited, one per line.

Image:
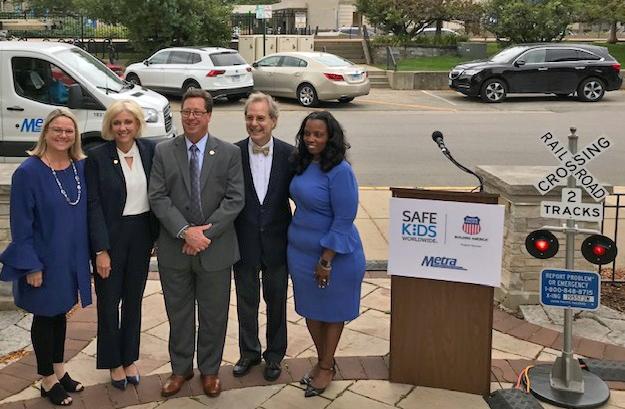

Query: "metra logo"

xmin=421 ymin=256 xmax=467 ymax=270
xmin=20 ymin=118 xmax=44 ymax=133
xmin=401 ymin=210 xmax=438 ymax=243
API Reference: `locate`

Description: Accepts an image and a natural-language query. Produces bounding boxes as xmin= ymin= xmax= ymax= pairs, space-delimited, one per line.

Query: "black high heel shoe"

xmin=304 ymin=362 xmax=336 ymax=398
xmin=41 ymin=382 xmax=73 ymax=406
xmin=299 ymin=372 xmax=313 ymax=385
xmin=58 ymin=372 xmax=84 ymax=393
xmin=110 ymin=370 xmax=127 ymax=390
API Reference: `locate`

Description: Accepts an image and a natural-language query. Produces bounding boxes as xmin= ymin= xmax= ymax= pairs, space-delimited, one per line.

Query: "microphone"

xmin=431 ymin=131 xmax=448 ymax=154
xmin=430 ymin=130 xmax=484 ymax=192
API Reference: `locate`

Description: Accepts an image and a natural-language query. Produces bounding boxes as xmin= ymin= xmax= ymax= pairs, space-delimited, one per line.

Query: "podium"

xmin=389 ymin=188 xmax=500 ymax=397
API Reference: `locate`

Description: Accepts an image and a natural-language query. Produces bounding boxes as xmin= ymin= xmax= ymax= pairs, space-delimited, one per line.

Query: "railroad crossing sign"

xmin=540 ymin=187 xmax=603 ymax=222
xmin=534 ymin=132 xmax=612 ymax=202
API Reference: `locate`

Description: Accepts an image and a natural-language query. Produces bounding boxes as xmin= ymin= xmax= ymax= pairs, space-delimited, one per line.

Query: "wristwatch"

xmin=318 ymin=258 xmax=332 ymax=268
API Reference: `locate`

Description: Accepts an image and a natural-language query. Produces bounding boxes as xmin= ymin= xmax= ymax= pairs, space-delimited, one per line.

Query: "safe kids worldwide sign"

xmin=388 ymin=198 xmax=505 ymax=287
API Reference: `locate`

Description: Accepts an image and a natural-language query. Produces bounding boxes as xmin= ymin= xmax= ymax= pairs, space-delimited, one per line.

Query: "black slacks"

xmin=31 ymin=314 xmax=66 ymax=376
xmin=233 ymin=261 xmax=288 ymax=364
xmin=94 ymin=213 xmax=152 ymax=369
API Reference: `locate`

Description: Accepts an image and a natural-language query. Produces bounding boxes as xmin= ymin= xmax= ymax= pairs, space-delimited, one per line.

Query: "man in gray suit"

xmin=149 ymin=88 xmax=244 ymax=398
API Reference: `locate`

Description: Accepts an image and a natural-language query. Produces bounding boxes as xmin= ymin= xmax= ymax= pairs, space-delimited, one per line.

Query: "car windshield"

xmin=55 ymin=47 xmax=125 ymax=92
xmin=490 ymin=46 xmax=528 ymax=63
xmin=210 ymin=52 xmax=246 ymax=67
xmin=313 ymin=54 xmax=353 ymax=67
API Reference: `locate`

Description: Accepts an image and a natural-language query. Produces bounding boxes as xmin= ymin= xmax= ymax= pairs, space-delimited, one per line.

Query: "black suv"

xmin=449 ymin=43 xmax=622 ymax=102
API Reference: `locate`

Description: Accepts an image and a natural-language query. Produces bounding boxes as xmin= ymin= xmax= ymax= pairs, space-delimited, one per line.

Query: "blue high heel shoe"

xmin=126 ymin=374 xmax=140 ymax=385
xmin=110 ymin=370 xmax=127 ymax=390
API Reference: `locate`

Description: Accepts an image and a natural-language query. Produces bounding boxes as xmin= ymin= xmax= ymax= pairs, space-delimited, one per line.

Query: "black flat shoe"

xmin=58 ymin=372 xmax=84 ymax=393
xmin=41 ymin=382 xmax=72 ymax=406
xmin=263 ymin=361 xmax=281 ymax=381
xmin=232 ymin=357 xmax=261 ymax=377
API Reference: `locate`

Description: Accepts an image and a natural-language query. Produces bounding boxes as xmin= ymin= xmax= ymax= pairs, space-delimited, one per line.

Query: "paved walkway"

xmin=1 ymin=188 xmax=625 ymax=408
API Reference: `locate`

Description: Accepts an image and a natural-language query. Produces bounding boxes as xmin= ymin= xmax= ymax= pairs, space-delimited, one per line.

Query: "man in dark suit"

xmin=149 ymin=88 xmax=244 ymax=398
xmin=233 ymin=93 xmax=295 ymax=381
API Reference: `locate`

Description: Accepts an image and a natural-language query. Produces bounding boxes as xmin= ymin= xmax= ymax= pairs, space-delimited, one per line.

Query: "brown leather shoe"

xmin=201 ymin=374 xmax=221 ymax=397
xmin=161 ymin=373 xmax=193 ymax=397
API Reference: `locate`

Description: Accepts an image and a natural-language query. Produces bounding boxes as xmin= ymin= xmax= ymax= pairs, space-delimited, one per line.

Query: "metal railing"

xmin=386 ymin=46 xmax=397 ymax=71
xmin=601 ymin=193 xmax=623 ymax=283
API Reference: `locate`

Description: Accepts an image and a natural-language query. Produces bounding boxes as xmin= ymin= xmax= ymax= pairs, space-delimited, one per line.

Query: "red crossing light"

xmin=525 ymin=230 xmax=559 ymax=259
xmin=581 ymin=235 xmax=617 ymax=265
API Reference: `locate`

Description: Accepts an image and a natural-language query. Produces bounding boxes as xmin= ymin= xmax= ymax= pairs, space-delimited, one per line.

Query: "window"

xmin=210 ymin=52 xmax=246 ymax=67
xmin=313 ymin=54 xmax=352 ymax=67
xmin=12 ymin=57 xmax=76 ymax=105
xmin=520 ymin=49 xmax=546 ymax=64
xmin=168 ymin=51 xmax=191 ymax=64
xmin=576 ymin=50 xmax=601 ymax=61
xmin=258 ymin=55 xmax=282 ymax=67
xmin=190 ymin=53 xmax=201 ymax=64
xmin=546 ymin=49 xmax=578 ymax=63
xmin=281 ymin=56 xmax=307 ymax=67
xmin=149 ymin=51 xmax=169 ymax=64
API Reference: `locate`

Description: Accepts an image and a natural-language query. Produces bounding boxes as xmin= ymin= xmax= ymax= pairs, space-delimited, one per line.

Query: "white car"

xmin=124 ymin=47 xmax=254 ymax=101
xmin=416 ymin=28 xmax=460 ymax=36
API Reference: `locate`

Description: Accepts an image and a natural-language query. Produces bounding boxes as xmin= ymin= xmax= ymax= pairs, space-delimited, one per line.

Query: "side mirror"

xmin=515 ymin=60 xmax=526 ymax=67
xmin=143 ymin=59 xmax=149 ymax=66
xmin=66 ymin=84 xmax=83 ymax=109
xmin=252 ymin=62 xmax=258 ymax=68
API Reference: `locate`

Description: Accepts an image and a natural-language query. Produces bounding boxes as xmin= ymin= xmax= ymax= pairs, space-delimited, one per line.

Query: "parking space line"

xmin=365 ymin=99 xmax=456 ymax=112
xmin=421 ymin=90 xmax=458 ymax=106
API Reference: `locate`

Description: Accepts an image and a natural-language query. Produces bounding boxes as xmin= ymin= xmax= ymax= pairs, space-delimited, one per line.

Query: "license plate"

xmin=448 ymin=79 xmax=452 ymax=86
xmin=231 ymin=75 xmax=241 ymax=82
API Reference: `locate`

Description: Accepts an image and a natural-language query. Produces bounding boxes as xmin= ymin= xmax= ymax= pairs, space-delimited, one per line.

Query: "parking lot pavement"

xmin=168 ymin=88 xmax=625 ymax=115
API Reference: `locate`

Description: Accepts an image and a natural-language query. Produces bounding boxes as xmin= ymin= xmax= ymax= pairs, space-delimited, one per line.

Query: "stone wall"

xmin=0 ymin=164 xmax=21 ymax=310
xmin=476 ymin=165 xmax=606 ymax=310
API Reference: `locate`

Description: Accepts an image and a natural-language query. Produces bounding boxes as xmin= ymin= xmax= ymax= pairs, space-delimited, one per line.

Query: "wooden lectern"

xmin=389 ymin=187 xmax=500 ymax=397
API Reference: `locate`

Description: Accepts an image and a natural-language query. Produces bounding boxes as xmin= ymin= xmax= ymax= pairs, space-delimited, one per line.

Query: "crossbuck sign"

xmin=535 ymin=132 xmax=612 ymax=222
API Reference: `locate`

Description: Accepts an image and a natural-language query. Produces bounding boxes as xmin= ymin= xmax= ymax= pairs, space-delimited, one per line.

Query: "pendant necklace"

xmin=45 ymin=154 xmax=81 ymax=206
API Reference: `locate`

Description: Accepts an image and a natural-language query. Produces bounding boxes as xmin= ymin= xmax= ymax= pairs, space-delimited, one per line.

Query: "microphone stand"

xmin=440 ymin=148 xmax=484 ymax=193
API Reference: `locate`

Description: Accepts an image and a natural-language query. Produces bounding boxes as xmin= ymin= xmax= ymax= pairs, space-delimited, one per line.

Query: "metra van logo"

xmin=462 ymin=216 xmax=481 ymax=235
xmin=20 ymin=118 xmax=44 ymax=133
xmin=421 ymin=256 xmax=467 ymax=270
xmin=401 ymin=210 xmax=438 ymax=243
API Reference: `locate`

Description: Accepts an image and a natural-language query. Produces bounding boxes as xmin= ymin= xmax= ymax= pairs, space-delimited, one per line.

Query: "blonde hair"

xmin=101 ymin=100 xmax=146 ymax=141
xmin=244 ymin=92 xmax=279 ymax=121
xmin=27 ymin=108 xmax=86 ymax=160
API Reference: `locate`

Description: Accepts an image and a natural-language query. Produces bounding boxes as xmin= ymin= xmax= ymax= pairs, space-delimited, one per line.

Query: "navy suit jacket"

xmin=234 ymin=137 xmax=295 ymax=268
xmin=86 ymin=138 xmax=159 ymax=254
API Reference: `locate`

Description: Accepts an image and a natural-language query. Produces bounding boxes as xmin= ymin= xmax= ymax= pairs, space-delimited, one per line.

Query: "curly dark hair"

xmin=292 ymin=111 xmax=350 ymax=174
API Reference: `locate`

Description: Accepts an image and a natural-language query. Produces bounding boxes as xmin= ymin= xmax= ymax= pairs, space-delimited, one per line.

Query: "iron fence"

xmin=601 ymin=193 xmax=624 ymax=283
xmin=231 ymin=10 xmax=313 ymax=36
xmin=0 ymin=11 xmax=127 ymax=40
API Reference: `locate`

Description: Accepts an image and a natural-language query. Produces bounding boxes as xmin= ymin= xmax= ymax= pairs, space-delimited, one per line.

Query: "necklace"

xmin=45 ymin=155 xmax=81 ymax=206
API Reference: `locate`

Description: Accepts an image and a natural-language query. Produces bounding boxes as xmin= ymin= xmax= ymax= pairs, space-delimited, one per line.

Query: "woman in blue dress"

xmin=288 ymin=111 xmax=366 ymax=397
xmin=0 ymin=108 xmax=92 ymax=406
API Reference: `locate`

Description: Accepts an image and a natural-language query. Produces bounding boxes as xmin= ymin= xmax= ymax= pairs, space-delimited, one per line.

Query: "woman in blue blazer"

xmin=86 ymin=100 xmax=158 ymax=390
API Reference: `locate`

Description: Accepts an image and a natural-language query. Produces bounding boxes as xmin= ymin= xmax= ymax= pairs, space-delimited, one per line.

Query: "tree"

xmin=356 ymin=0 xmax=479 ymax=40
xmin=577 ymin=0 xmax=625 ymax=43
xmin=483 ymin=0 xmax=578 ymax=43
xmin=27 ymin=0 xmax=76 ymax=13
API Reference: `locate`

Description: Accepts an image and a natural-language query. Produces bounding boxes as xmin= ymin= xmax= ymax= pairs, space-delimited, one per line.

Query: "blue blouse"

xmin=0 ymin=157 xmax=92 ymax=316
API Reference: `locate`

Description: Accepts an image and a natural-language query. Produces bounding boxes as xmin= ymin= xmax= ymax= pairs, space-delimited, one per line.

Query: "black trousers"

xmin=31 ymin=314 xmax=66 ymax=376
xmin=233 ymin=261 xmax=288 ymax=364
xmin=94 ymin=213 xmax=152 ymax=369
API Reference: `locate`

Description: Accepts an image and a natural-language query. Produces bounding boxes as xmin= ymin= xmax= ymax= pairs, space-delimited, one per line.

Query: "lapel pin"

xmin=113 ymin=159 xmax=119 ymax=164
xmin=209 ymin=150 xmax=215 ymax=156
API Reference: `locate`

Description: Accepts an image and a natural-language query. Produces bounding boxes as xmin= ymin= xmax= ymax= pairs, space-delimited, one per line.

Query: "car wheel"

xmin=182 ymin=80 xmax=201 ymax=95
xmin=338 ymin=97 xmax=354 ymax=103
xmin=577 ymin=78 xmax=605 ymax=102
xmin=480 ymin=79 xmax=507 ymax=103
xmin=126 ymin=73 xmax=141 ymax=86
xmin=297 ymin=83 xmax=319 ymax=107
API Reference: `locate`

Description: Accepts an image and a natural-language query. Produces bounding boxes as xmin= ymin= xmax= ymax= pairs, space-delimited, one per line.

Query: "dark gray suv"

xmin=449 ymin=43 xmax=623 ymax=102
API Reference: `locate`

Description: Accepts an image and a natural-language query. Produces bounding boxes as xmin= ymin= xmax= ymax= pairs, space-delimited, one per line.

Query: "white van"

xmin=0 ymin=42 xmax=175 ymax=159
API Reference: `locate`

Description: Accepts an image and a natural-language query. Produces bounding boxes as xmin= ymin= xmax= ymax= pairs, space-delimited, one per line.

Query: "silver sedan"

xmin=252 ymin=52 xmax=370 ymax=107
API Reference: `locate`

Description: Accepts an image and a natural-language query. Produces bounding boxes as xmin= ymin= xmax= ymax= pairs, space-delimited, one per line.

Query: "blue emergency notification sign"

xmin=540 ymin=269 xmax=600 ymax=310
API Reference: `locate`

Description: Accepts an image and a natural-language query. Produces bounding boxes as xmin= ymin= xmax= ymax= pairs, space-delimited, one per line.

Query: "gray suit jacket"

xmin=149 ymin=134 xmax=245 ymax=271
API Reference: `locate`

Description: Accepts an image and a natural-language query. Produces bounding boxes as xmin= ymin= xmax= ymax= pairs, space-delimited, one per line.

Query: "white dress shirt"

xmin=117 ymin=142 xmax=150 ymax=215
xmin=248 ymin=137 xmax=273 ymax=205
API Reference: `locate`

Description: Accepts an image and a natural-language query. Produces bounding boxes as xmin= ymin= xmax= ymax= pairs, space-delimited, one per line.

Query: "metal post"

xmin=263 ymin=17 xmax=266 ymax=56
xmin=550 ymin=127 xmax=585 ymax=393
